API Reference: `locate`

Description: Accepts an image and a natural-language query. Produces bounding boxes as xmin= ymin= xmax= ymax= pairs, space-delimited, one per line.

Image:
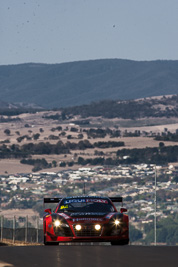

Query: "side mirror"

xmin=44 ymin=208 xmax=52 ymax=214
xmin=120 ymin=208 xmax=127 ymax=213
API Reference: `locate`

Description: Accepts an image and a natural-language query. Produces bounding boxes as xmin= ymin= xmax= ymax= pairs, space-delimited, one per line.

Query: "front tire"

xmin=44 ymin=235 xmax=59 ymax=246
xmin=111 ymin=239 xmax=129 ymax=246
xmin=44 ymin=225 xmax=59 ymax=246
xmin=45 ymin=242 xmax=59 ymax=246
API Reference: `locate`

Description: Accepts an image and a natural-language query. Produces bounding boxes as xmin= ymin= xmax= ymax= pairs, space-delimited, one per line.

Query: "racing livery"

xmin=43 ymin=196 xmax=129 ymax=245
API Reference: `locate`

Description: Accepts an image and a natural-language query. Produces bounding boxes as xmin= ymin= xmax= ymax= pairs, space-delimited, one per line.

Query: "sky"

xmin=1 ymin=0 xmax=178 ymax=65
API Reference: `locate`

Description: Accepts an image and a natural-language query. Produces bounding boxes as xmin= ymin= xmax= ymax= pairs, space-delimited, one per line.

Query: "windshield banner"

xmin=64 ymin=199 xmax=108 ymax=204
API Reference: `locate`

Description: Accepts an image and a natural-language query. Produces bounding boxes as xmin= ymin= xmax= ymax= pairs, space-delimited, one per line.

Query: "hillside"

xmin=0 ymin=59 xmax=178 ymax=108
xmin=60 ymin=95 xmax=178 ymax=119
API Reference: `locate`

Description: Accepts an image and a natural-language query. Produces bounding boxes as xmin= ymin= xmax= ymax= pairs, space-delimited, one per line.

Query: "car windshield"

xmin=57 ymin=198 xmax=115 ymax=213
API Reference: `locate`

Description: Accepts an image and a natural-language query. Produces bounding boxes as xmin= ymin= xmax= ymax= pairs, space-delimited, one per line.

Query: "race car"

xmin=43 ymin=196 xmax=129 ymax=245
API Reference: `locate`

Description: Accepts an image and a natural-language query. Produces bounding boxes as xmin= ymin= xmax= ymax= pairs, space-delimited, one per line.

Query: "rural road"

xmin=0 ymin=245 xmax=177 ymax=267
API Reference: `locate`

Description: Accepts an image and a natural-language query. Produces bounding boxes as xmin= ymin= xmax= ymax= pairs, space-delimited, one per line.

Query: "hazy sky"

xmin=1 ymin=0 xmax=178 ymax=65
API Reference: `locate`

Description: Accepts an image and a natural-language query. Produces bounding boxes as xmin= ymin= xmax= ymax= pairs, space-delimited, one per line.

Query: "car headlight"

xmin=95 ymin=224 xmax=101 ymax=230
xmin=114 ymin=219 xmax=120 ymax=226
xmin=54 ymin=220 xmax=61 ymax=227
xmin=75 ymin=224 xmax=82 ymax=231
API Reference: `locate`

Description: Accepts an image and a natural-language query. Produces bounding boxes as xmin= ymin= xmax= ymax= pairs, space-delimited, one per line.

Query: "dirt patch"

xmin=0 ymin=159 xmax=33 ymax=174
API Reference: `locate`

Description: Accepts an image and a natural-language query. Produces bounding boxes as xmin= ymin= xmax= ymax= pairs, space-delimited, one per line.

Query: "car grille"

xmin=73 ymin=224 xmax=102 ymax=237
xmin=53 ymin=226 xmax=73 ymax=237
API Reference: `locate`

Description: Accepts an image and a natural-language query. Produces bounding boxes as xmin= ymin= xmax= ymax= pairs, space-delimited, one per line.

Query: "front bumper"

xmin=45 ymin=235 xmax=129 ymax=243
xmin=45 ymin=223 xmax=129 ymax=243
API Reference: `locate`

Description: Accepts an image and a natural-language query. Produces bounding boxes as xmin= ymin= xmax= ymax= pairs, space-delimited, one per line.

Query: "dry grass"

xmin=0 ymin=159 xmax=33 ymax=174
xmin=0 ymin=239 xmax=41 ymax=246
xmin=0 ymin=111 xmax=178 ymax=174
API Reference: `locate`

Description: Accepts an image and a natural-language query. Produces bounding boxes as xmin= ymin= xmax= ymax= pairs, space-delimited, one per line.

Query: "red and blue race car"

xmin=43 ymin=196 xmax=129 ymax=245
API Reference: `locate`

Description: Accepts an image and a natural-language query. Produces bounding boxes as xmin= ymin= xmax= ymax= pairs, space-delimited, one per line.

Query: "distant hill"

xmin=0 ymin=59 xmax=178 ymax=108
xmin=46 ymin=95 xmax=178 ymax=120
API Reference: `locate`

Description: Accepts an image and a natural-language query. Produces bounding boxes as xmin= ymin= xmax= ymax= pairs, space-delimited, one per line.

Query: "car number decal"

xmin=60 ymin=205 xmax=68 ymax=209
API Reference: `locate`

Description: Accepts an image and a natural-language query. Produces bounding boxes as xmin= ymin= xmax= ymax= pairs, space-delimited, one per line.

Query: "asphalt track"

xmin=0 ymin=245 xmax=177 ymax=267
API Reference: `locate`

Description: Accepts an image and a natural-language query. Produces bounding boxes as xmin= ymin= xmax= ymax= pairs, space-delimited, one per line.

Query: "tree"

xmin=130 ymin=225 xmax=143 ymax=242
xmin=144 ymin=215 xmax=178 ymax=245
xmin=159 ymin=142 xmax=165 ymax=148
xmin=15 ymin=131 xmax=20 ymax=135
xmin=48 ymin=135 xmax=59 ymax=140
xmin=59 ymin=161 xmax=66 ymax=167
xmin=24 ymin=124 xmax=30 ymax=128
xmin=68 ymin=161 xmax=74 ymax=167
xmin=78 ymin=133 xmax=83 ymax=139
xmin=125 ymin=196 xmax=132 ymax=201
xmin=4 ymin=129 xmax=11 ymax=135
xmin=33 ymin=133 xmax=40 ymax=140
xmin=60 ymin=131 xmax=66 ymax=136
xmin=78 ymin=157 xmax=86 ymax=165
xmin=70 ymin=127 xmax=78 ymax=132
xmin=61 ymin=112 xmax=67 ymax=120
xmin=172 ymin=176 xmax=178 ymax=183
xmin=52 ymin=160 xmax=57 ymax=167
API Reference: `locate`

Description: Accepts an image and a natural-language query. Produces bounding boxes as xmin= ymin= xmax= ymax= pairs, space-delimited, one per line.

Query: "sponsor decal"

xmin=73 ymin=218 xmax=103 ymax=222
xmin=60 ymin=205 xmax=68 ymax=209
xmin=105 ymin=213 xmax=115 ymax=219
xmin=59 ymin=213 xmax=71 ymax=220
xmin=64 ymin=199 xmax=86 ymax=204
xmin=86 ymin=199 xmax=108 ymax=204
xmin=64 ymin=199 xmax=108 ymax=204
xmin=65 ymin=196 xmax=106 ymax=199
xmin=71 ymin=212 xmax=106 ymax=216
